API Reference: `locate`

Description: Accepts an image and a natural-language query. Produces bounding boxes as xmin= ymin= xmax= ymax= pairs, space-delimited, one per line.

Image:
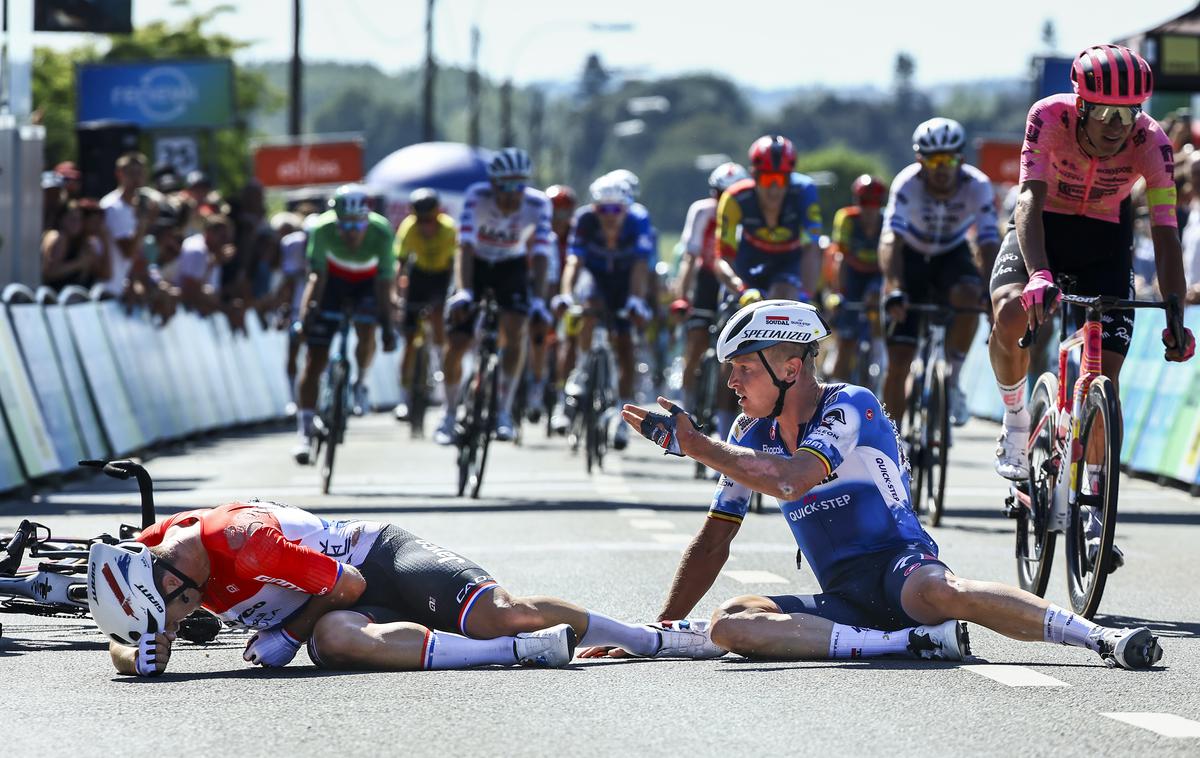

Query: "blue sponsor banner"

xmin=1034 ymin=57 xmax=1074 ymax=101
xmin=77 ymin=59 xmax=233 ymax=129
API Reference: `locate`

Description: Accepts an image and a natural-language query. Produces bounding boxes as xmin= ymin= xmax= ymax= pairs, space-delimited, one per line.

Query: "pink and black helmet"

xmin=1071 ymin=44 xmax=1154 ymax=106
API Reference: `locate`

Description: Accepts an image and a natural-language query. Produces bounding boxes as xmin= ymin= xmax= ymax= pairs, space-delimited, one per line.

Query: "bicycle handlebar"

xmin=79 ymin=460 xmax=157 ymax=530
xmin=1019 ymin=290 xmax=1184 ymax=351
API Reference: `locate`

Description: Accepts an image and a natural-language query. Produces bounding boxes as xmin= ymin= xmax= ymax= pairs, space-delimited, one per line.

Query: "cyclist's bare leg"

xmin=298 ymin=345 xmax=330 ymax=410
xmin=400 ymin=326 xmax=418 ymax=387
xmin=882 ymin=343 xmax=916 ymax=422
xmin=682 ymin=326 xmax=708 ymax=406
xmin=442 ymin=331 xmax=471 ymax=411
xmin=286 ymin=334 xmax=301 ymax=402
xmin=709 ymin=595 xmax=835 ymax=658
xmin=309 ymin=611 xmax=429 ymax=669
xmin=464 ymin=587 xmax=589 ymax=640
xmin=767 ymin=281 xmax=798 ymax=301
xmin=900 ymin=565 xmax=1048 ymax=640
xmin=498 ymin=312 xmax=528 ymax=416
xmin=429 ymin=304 xmax=446 ymax=348
xmin=353 ymin=322 xmax=376 ymax=382
xmin=989 ymin=284 xmax=1030 ymax=386
xmin=833 ymin=336 xmax=857 ymax=380
xmin=948 ymin=281 xmax=983 ymax=360
xmin=529 ymin=317 xmax=549 ymax=386
xmin=613 ymin=330 xmax=636 ymax=400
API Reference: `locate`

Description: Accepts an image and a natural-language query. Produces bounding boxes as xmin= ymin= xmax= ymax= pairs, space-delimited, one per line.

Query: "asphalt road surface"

xmin=3 ymin=411 xmax=1199 ymax=756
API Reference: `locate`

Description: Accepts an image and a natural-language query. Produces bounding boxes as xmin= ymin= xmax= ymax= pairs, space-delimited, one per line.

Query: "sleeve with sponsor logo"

xmin=830 ymin=207 xmax=852 ymax=252
xmin=796 ymin=396 xmax=865 ymax=475
xmin=708 ymin=421 xmax=759 ymax=523
xmin=233 ymin=526 xmax=341 ymax=596
xmin=306 ymin=220 xmax=332 ymax=273
xmin=458 ymin=185 xmax=482 ymax=247
xmin=681 ymin=200 xmax=706 ymax=257
xmin=527 ymin=194 xmax=555 ymax=259
xmin=369 ymin=214 xmax=398 ymax=279
xmin=716 ymin=190 xmax=743 ymax=260
xmin=881 ymin=167 xmax=914 ymax=236
xmin=1138 ymin=124 xmax=1179 ymax=228
xmin=634 ymin=212 xmax=657 ymax=261
xmin=1018 ymin=97 xmax=1056 ymax=185
xmin=394 ymin=216 xmax=417 ymax=263
xmin=971 ymin=174 xmax=1001 ymax=245
xmin=800 ymin=179 xmax=822 ymax=239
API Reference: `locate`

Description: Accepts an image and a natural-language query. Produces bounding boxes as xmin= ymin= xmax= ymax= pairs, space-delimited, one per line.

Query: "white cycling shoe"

xmin=649 ymin=619 xmax=727 ymax=659
xmin=1097 ymin=626 xmax=1162 ymax=670
xmin=994 ymin=425 xmax=1030 ymax=480
xmin=494 ymin=410 xmax=516 ymax=442
xmin=292 ymin=435 xmax=313 ymax=465
xmin=433 ymin=412 xmax=456 ymax=446
xmin=908 ymin=619 xmax=970 ymax=661
xmin=352 ymin=383 xmax=370 ymax=416
xmin=949 ymin=386 xmax=971 ymax=427
xmin=513 ymin=623 xmax=577 ymax=667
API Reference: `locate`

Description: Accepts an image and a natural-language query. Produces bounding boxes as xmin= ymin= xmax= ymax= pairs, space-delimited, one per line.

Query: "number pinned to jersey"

xmin=865 ymin=409 xmax=874 ymax=421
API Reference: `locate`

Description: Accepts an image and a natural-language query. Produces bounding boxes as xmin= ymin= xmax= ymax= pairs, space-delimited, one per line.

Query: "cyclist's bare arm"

xmin=715 ymin=256 xmax=744 ymax=293
xmin=455 ymin=242 xmax=476 ymax=293
xmin=974 ymin=239 xmax=1001 ymax=283
xmin=675 ymin=253 xmax=697 ymax=301
xmin=281 ymin=564 xmax=367 ymax=642
xmin=373 ymin=276 xmax=393 ymax=325
xmin=878 ymin=231 xmax=905 ymax=293
xmin=1014 ymin=181 xmax=1050 ymax=274
xmin=530 ymin=251 xmax=550 ymax=301
xmin=1150 ymin=224 xmax=1187 ymax=302
xmin=676 ymin=420 xmax=830 ymax=501
xmin=801 ymin=240 xmax=821 ymax=294
xmin=657 ymin=516 xmax=739 ymax=621
xmin=299 ymin=271 xmax=325 ymax=322
xmin=559 ymin=255 xmax=580 ymax=297
xmin=628 ymin=258 xmax=649 ymax=300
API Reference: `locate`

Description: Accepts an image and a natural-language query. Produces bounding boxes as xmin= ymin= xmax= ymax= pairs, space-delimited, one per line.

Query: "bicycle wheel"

xmin=692 ymin=350 xmax=718 ymax=479
xmin=1015 ymin=373 xmax=1058 ymax=596
xmin=408 ymin=341 xmax=431 ymax=438
xmin=1065 ymin=376 xmax=1121 ymax=618
xmin=592 ymin=349 xmax=611 ymax=471
xmin=321 ymin=361 xmax=348 ymax=494
xmin=904 ymin=365 xmax=928 ymax=517
xmin=469 ymin=355 xmax=499 ymax=499
xmin=920 ymin=363 xmax=951 ymax=526
xmin=583 ymin=350 xmax=602 ymax=474
xmin=456 ymin=369 xmax=483 ymax=497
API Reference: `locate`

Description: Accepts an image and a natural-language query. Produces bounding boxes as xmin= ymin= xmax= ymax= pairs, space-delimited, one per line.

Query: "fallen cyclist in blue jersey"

xmin=85 ymin=501 xmax=724 ymax=677
xmin=581 ymin=299 xmax=1161 ymax=670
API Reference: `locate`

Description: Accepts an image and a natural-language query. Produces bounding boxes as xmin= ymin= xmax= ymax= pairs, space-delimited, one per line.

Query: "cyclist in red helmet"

xmin=538 ymin=184 xmax=577 ymax=426
xmin=989 ymin=44 xmax=1194 ymax=571
xmin=715 ymin=135 xmax=823 ymax=306
xmin=830 ymin=175 xmax=888 ymax=383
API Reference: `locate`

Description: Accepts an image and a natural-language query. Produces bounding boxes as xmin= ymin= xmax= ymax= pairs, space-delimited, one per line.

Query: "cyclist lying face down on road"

xmin=86 ymin=502 xmax=724 ymax=676
xmin=585 ymin=299 xmax=1161 ymax=670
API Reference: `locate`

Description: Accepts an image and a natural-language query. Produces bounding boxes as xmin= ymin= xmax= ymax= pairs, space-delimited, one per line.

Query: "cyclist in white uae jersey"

xmin=86 ymin=500 xmax=723 ymax=676
xmin=880 ymin=118 xmax=1000 ymax=426
xmin=580 ymin=299 xmax=1163 ymax=670
xmin=436 ymin=148 xmax=555 ymax=444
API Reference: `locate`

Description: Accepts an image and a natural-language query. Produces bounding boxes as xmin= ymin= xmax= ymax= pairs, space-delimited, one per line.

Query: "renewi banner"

xmin=77 ymin=59 xmax=233 ymax=129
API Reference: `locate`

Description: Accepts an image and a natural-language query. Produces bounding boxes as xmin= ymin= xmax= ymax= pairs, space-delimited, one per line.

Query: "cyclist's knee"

xmin=992 ymin=296 xmax=1027 ymax=344
xmin=310 ymin=610 xmax=370 ymax=667
xmin=949 ymin=279 xmax=983 ymax=307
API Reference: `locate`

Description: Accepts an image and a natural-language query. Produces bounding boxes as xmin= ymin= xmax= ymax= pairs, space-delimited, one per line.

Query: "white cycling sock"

xmin=499 ymin=371 xmax=517 ymax=416
xmin=1043 ymin=604 xmax=1103 ymax=651
xmin=297 ymin=409 xmax=314 ymax=437
xmin=443 ymin=382 xmax=459 ymax=413
xmin=947 ymin=351 xmax=966 ymax=386
xmin=828 ymin=623 xmax=912 ymax=658
xmin=579 ymin=612 xmax=660 ymax=656
xmin=423 ymin=630 xmax=518 ymax=669
xmin=997 ymin=377 xmax=1029 ymax=428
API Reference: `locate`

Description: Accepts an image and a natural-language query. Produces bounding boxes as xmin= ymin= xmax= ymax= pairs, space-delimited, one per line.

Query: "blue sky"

xmin=36 ymin=0 xmax=1197 ymax=89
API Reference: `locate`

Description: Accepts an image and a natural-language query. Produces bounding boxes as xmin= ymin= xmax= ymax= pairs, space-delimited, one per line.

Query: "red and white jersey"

xmin=138 ymin=502 xmax=383 ymax=630
xmin=681 ymin=197 xmax=718 ymax=271
xmin=458 ymin=181 xmax=553 ymax=264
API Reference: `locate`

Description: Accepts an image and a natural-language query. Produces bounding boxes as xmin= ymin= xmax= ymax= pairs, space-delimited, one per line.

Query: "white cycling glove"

xmin=551 ymin=293 xmax=575 ymax=312
xmin=529 ymin=297 xmax=552 ymax=324
xmin=243 ymin=627 xmax=302 ymax=667
xmin=625 ymin=295 xmax=653 ymax=321
xmin=136 ymin=633 xmax=165 ymax=677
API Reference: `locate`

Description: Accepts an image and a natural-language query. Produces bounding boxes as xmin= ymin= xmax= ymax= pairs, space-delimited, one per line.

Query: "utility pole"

xmin=500 ymin=80 xmax=514 ymax=146
xmin=529 ymin=88 xmax=544 ymax=181
xmin=289 ymin=0 xmax=302 ymax=136
xmin=467 ymin=25 xmax=480 ymax=147
xmin=422 ymin=0 xmax=437 ymax=142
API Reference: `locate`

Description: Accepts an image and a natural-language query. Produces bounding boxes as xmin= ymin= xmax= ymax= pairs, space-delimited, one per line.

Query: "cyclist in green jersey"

xmin=293 ymin=184 xmax=397 ymax=463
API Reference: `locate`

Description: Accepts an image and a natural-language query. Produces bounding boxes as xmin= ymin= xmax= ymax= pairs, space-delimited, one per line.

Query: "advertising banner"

xmin=77 ymin=59 xmax=234 ymax=129
xmin=8 ymin=304 xmax=85 ymax=471
xmin=45 ymin=305 xmax=108 ymax=460
xmin=0 ymin=308 xmax=63 ymax=477
xmin=254 ymin=140 xmax=364 ymax=188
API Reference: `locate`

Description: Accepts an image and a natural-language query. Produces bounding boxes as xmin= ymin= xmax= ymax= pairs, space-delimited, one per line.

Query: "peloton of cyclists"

xmin=435 ymin=148 xmax=554 ymax=445
xmin=828 ymin=174 xmax=888 ymax=383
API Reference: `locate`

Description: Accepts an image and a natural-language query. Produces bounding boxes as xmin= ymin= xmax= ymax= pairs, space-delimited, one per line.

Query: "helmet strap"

xmin=756 ymin=350 xmax=795 ymax=419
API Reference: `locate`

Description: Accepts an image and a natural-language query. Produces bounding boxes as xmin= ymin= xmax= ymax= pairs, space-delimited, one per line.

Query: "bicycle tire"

xmin=592 ymin=348 xmax=611 ymax=472
xmin=922 ymin=363 xmax=950 ymax=526
xmin=456 ymin=368 xmax=483 ymax=497
xmin=905 ymin=364 xmax=927 ymax=517
xmin=1016 ymin=373 xmax=1058 ymax=596
xmin=469 ymin=355 xmax=499 ymax=498
xmin=693 ymin=350 xmax=719 ymax=479
xmin=1065 ymin=376 xmax=1121 ymax=618
xmin=583 ymin=350 xmax=601 ymax=474
xmin=321 ymin=361 xmax=348 ymax=494
xmin=511 ymin=368 xmax=527 ymax=447
xmin=409 ymin=340 xmax=430 ymax=438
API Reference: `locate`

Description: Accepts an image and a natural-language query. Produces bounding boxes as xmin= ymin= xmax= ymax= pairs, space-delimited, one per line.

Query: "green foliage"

xmin=794 ymin=145 xmax=890 ymax=228
xmin=33 ymin=2 xmax=282 ymax=194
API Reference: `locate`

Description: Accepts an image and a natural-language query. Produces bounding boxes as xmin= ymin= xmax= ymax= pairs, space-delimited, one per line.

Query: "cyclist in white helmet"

xmin=880 ymin=117 xmax=999 ymax=426
xmin=436 ymin=147 xmax=555 ymax=444
xmin=579 ymin=299 xmax=1164 ymax=670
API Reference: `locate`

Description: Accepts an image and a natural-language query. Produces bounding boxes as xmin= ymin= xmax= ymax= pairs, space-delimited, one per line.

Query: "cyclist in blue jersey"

xmin=582 ymin=299 xmax=1163 ymax=669
xmin=554 ymin=175 xmax=655 ymax=450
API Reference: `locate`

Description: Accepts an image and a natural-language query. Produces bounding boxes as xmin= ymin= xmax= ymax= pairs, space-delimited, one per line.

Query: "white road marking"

xmin=1101 ymin=713 xmax=1200 ymax=738
xmin=962 ymin=665 xmax=1069 ymax=687
xmin=721 ymin=570 xmax=789 ymax=584
xmin=628 ymin=518 xmax=676 ymax=530
xmin=617 ymin=508 xmax=656 ymax=518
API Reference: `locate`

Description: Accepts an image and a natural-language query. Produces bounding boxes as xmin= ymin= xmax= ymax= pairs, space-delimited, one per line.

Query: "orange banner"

xmin=254 ymin=141 xmax=364 ymax=188
xmin=977 ymin=139 xmax=1022 ymax=187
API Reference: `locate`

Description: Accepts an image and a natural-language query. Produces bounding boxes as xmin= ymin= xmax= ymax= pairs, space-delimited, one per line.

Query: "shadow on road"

xmin=1092 ymin=613 xmax=1200 ymax=639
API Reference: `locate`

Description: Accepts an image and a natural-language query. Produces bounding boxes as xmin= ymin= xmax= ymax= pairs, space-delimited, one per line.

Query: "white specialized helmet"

xmin=87 ymin=542 xmax=168 ymax=645
xmin=589 ymin=175 xmax=632 ymax=206
xmin=708 ymin=162 xmax=750 ymax=193
xmin=717 ymin=299 xmax=831 ymax=363
xmin=606 ymin=169 xmax=640 ymax=200
xmin=912 ymin=117 xmax=966 ymax=155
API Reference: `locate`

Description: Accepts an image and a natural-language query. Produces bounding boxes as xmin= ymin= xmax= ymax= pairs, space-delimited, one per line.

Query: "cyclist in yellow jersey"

xmin=393 ymin=188 xmax=457 ymax=420
xmin=830 ymin=175 xmax=887 ymax=381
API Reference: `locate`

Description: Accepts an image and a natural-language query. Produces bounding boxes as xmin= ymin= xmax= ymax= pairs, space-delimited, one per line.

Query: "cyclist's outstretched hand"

xmin=577 ymin=645 xmax=635 ymax=659
xmin=622 ymin=397 xmax=700 ymax=457
xmin=1163 ymin=326 xmax=1196 ymax=362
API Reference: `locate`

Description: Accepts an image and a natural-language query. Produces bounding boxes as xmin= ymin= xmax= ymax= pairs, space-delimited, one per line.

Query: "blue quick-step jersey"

xmin=709 ymin=383 xmax=937 ymax=588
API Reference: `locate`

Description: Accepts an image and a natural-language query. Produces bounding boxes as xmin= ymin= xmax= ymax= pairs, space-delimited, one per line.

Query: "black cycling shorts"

xmin=450 ymin=257 xmax=530 ymax=335
xmin=769 ymin=543 xmax=948 ymax=631
xmin=306 ymin=275 xmax=379 ymax=347
xmin=989 ymin=210 xmax=1135 ymax=356
xmin=306 ymin=526 xmax=497 ymax=668
xmin=404 ymin=268 xmax=451 ymax=332
xmin=582 ymin=261 xmax=634 ymax=336
xmin=731 ymin=248 xmax=803 ymax=293
xmin=687 ymin=267 xmax=721 ymax=331
xmin=888 ymin=242 xmax=983 ymax=346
